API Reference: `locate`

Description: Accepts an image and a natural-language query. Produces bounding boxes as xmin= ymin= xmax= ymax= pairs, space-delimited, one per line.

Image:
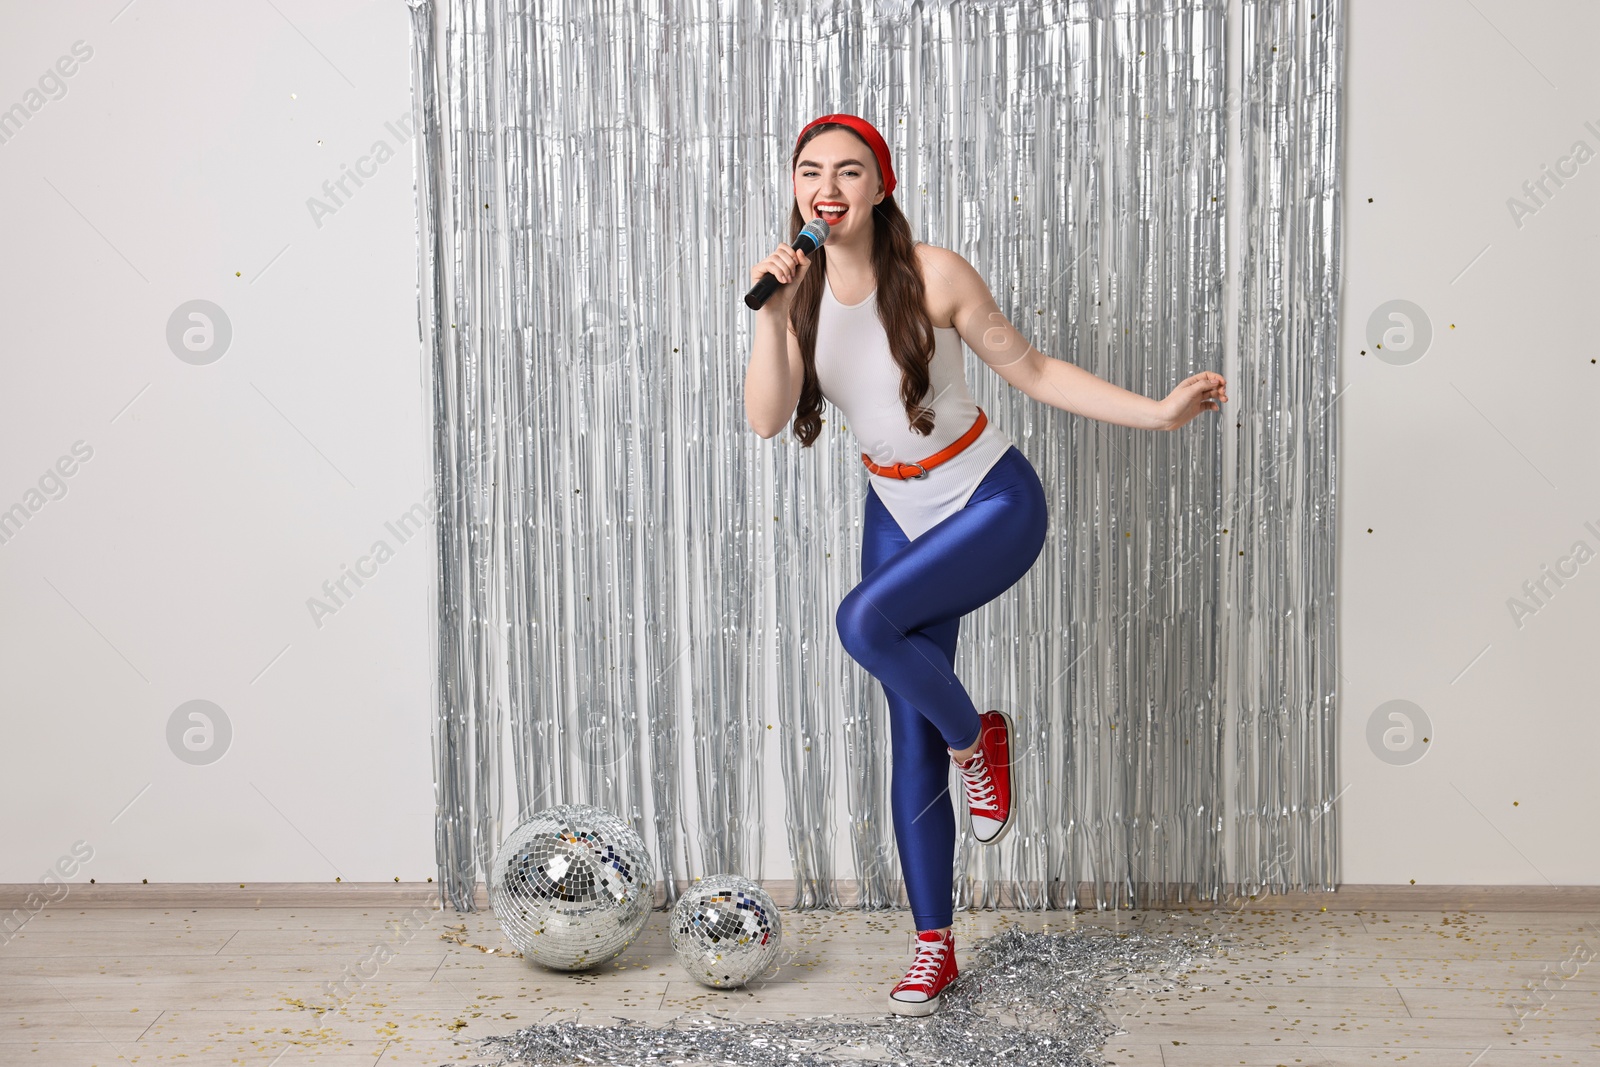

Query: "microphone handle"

xmin=743 ymin=231 xmax=823 ymax=311
xmin=744 ymin=272 xmax=781 ymax=311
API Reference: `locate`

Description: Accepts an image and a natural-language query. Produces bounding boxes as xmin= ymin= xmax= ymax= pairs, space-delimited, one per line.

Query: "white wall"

xmin=1 ymin=1 xmax=1595 ymax=889
xmin=0 ymin=1 xmax=434 ymax=884
xmin=1338 ymin=1 xmax=1600 ymax=883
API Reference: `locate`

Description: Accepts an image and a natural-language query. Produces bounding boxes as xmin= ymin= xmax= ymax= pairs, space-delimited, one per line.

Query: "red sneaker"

xmin=888 ymin=928 xmax=957 ymax=1016
xmin=953 ymin=710 xmax=1015 ymax=845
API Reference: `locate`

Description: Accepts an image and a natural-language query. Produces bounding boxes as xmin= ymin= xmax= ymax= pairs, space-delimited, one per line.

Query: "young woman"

xmin=744 ymin=113 xmax=1227 ymax=1016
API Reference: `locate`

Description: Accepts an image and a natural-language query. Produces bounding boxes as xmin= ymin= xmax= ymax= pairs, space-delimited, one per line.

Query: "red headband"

xmin=794 ymin=113 xmax=896 ymax=197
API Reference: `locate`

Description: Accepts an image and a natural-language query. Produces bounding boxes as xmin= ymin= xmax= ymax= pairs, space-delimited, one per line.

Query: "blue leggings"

xmin=834 ymin=445 xmax=1048 ymax=930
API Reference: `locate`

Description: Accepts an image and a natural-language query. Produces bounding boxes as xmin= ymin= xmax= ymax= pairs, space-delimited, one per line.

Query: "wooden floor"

xmin=2 ymin=902 xmax=1598 ymax=1065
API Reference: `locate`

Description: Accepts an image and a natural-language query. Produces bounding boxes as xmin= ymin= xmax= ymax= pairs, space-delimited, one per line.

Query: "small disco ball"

xmin=488 ymin=804 xmax=655 ymax=971
xmin=670 ymin=874 xmax=783 ymax=988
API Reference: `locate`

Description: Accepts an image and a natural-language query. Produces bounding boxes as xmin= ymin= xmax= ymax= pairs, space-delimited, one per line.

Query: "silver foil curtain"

xmin=1230 ymin=0 xmax=1342 ymax=895
xmin=410 ymin=0 xmax=1343 ymax=913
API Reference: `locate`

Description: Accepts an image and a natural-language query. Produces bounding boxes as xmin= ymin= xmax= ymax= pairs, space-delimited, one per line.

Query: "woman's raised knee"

xmin=835 ymin=586 xmax=898 ymax=665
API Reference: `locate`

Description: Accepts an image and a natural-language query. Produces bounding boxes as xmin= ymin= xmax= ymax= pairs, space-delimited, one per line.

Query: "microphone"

xmin=744 ymin=217 xmax=830 ymax=310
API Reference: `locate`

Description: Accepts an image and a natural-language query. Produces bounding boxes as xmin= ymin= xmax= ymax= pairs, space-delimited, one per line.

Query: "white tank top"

xmin=813 ymin=272 xmax=1014 ymax=541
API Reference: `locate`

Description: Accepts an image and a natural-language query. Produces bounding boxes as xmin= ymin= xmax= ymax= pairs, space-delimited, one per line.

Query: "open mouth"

xmin=816 ymin=202 xmax=848 ymax=223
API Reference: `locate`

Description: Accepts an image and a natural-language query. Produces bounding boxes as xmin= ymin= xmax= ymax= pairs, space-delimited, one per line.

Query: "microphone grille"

xmin=801 ymin=216 xmax=830 ymax=246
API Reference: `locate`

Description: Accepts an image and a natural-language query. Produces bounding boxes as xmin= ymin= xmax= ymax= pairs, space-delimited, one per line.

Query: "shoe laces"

xmin=957 ymin=750 xmax=998 ymax=810
xmin=898 ymin=935 xmax=951 ymax=987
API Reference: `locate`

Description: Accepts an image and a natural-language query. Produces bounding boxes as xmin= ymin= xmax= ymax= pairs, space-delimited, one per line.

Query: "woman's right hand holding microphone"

xmin=750 ymin=242 xmax=813 ymax=313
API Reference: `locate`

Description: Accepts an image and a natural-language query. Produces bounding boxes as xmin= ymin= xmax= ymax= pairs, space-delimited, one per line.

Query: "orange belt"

xmin=862 ymin=408 xmax=988 ymax=480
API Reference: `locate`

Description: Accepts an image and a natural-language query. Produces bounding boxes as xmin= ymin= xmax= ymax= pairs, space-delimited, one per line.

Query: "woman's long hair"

xmin=787 ymin=123 xmax=936 ymax=448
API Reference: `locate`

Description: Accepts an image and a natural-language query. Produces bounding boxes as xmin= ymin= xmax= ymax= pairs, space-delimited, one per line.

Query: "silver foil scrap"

xmin=464 ymin=924 xmax=1222 ymax=1067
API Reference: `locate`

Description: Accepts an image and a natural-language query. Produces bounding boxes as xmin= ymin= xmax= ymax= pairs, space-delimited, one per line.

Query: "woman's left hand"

xmin=1156 ymin=372 xmax=1228 ymax=431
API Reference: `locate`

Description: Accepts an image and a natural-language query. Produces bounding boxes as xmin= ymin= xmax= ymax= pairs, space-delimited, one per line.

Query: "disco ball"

xmin=488 ymin=804 xmax=655 ymax=971
xmin=670 ymin=874 xmax=783 ymax=988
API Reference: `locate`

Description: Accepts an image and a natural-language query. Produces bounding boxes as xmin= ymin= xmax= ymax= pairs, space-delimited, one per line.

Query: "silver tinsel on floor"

xmin=408 ymin=0 xmax=1343 ymax=914
xmin=466 ymin=925 xmax=1220 ymax=1067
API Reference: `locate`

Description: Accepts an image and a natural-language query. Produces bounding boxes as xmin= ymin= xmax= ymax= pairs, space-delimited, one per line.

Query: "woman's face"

xmin=793 ymin=128 xmax=884 ymax=238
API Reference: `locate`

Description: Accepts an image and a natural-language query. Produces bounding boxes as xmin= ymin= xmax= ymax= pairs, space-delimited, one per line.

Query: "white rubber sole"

xmin=887 ymin=991 xmax=941 ymax=1016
